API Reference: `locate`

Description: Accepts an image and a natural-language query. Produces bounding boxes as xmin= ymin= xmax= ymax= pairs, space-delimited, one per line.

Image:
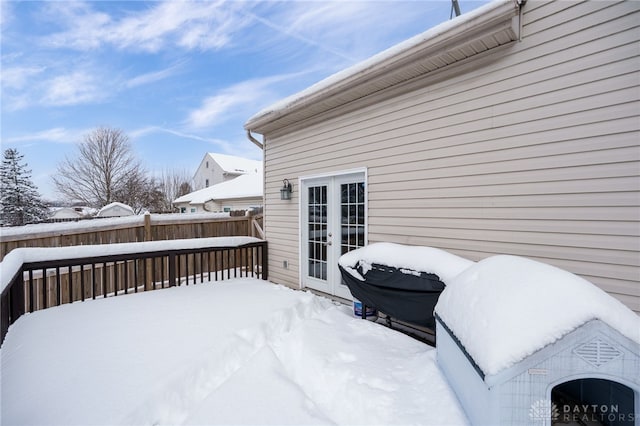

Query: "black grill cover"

xmin=339 ymin=262 xmax=445 ymax=328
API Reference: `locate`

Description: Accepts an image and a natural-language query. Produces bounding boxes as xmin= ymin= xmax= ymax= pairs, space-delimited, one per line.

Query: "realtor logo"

xmin=530 ymin=399 xmax=559 ymax=421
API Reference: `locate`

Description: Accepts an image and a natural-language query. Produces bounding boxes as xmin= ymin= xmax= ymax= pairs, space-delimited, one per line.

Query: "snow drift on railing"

xmin=0 ymin=237 xmax=262 ymax=294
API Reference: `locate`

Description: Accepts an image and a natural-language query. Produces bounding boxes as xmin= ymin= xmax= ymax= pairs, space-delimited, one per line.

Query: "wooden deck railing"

xmin=0 ymin=239 xmax=268 ymax=346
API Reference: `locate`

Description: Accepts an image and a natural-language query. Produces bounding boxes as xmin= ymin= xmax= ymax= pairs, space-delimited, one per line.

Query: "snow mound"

xmin=435 ymin=255 xmax=640 ymax=377
xmin=338 ymin=242 xmax=473 ymax=283
xmin=1 ymin=278 xmax=468 ymax=425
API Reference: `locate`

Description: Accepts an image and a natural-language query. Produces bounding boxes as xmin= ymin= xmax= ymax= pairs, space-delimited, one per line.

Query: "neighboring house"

xmin=192 ymin=153 xmax=262 ymax=190
xmin=96 ymin=202 xmax=135 ymax=218
xmin=174 ymin=172 xmax=263 ymax=214
xmin=244 ymin=0 xmax=640 ymax=311
xmin=48 ymin=207 xmax=82 ymax=222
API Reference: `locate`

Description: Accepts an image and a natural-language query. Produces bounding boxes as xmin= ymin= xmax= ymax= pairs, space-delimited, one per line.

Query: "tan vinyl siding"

xmin=262 ymin=0 xmax=640 ymax=312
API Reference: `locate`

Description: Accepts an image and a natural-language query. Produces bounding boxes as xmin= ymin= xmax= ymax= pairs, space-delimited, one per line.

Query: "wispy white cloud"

xmin=41 ymin=1 xmax=112 ymax=50
xmin=129 ymin=125 xmax=240 ymax=155
xmin=4 ymin=127 xmax=87 ymax=145
xmin=250 ymin=1 xmax=443 ymax=66
xmin=42 ymin=0 xmax=251 ymax=53
xmin=0 ymin=1 xmax=13 ymax=28
xmin=1 ymin=66 xmax=47 ymax=90
xmin=184 ymin=73 xmax=302 ymax=130
xmin=246 ymin=11 xmax=354 ymax=61
xmin=124 ymin=63 xmax=183 ymax=89
xmin=130 ymin=126 xmax=231 ymax=147
xmin=41 ymin=71 xmax=106 ymax=106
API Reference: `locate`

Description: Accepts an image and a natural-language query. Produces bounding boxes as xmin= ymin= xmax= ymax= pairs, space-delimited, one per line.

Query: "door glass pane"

xmin=340 ymin=181 xmax=365 ymax=257
xmin=308 ymin=185 xmax=328 ymax=281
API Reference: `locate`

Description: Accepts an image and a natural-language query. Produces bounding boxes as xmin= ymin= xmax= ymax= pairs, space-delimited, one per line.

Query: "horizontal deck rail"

xmin=0 ymin=240 xmax=268 ymax=346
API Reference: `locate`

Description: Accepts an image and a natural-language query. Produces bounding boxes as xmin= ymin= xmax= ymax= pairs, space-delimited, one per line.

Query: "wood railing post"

xmin=261 ymin=242 xmax=268 ymax=280
xmin=144 ymin=213 xmax=152 ymax=242
xmin=10 ymin=271 xmax=26 ymax=324
xmin=1 ymin=290 xmax=10 ymax=346
xmin=168 ymin=253 xmax=177 ymax=287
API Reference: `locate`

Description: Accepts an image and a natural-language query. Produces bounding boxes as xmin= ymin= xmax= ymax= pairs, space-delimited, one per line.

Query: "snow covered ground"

xmin=0 ymin=278 xmax=468 ymax=425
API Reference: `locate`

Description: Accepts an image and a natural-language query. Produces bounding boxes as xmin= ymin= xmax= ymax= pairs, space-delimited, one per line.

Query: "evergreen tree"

xmin=0 ymin=148 xmax=49 ymax=226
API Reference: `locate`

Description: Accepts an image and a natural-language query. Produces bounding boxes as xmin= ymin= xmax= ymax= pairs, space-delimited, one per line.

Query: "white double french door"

xmin=301 ymin=171 xmax=366 ymax=300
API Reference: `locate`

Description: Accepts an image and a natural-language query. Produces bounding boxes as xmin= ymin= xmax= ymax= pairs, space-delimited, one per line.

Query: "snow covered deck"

xmin=0 ymin=278 xmax=467 ymax=425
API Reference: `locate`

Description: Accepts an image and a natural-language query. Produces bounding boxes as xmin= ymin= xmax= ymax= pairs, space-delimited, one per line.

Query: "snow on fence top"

xmin=434 ymin=255 xmax=640 ymax=377
xmin=0 ymin=212 xmax=232 ymax=239
xmin=338 ymin=242 xmax=474 ymax=283
xmin=0 ymin=236 xmax=262 ymax=295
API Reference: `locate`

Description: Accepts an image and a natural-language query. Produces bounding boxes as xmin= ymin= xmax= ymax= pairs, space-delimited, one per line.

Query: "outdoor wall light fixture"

xmin=280 ymin=179 xmax=293 ymax=200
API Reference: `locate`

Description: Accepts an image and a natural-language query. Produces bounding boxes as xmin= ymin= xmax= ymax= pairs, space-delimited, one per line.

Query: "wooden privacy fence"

xmin=0 ymin=213 xmax=264 ymax=262
xmin=1 ymin=239 xmax=268 ymax=346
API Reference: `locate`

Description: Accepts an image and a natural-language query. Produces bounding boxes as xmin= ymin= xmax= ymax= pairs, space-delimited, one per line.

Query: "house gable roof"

xmin=206 ymin=153 xmax=262 ymax=175
xmin=175 ymin=172 xmax=263 ymax=205
xmin=245 ymin=0 xmax=521 ymax=135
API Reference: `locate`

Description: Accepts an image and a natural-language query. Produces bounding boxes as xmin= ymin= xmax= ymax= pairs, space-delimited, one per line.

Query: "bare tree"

xmin=53 ymin=127 xmax=144 ymax=208
xmin=112 ymin=168 xmax=165 ymax=214
xmin=156 ymin=168 xmax=193 ymax=212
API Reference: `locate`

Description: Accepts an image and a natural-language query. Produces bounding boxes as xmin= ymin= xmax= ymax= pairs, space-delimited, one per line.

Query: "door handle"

xmin=324 ymin=232 xmax=332 ymax=246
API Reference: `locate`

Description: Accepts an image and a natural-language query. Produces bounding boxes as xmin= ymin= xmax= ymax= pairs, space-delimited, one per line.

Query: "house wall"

xmin=204 ymin=197 xmax=263 ymax=213
xmin=175 ymin=198 xmax=263 ymax=214
xmin=262 ymin=1 xmax=640 ymax=312
xmin=174 ymin=202 xmax=204 ymax=214
xmin=193 ymin=155 xmax=229 ymax=190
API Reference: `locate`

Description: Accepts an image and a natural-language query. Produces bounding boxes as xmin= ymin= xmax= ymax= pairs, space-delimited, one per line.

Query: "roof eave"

xmin=245 ymin=0 xmax=520 ymax=134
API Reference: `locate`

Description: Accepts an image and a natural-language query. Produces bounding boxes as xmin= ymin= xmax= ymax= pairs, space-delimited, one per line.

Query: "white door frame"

xmin=299 ymin=168 xmax=367 ymax=300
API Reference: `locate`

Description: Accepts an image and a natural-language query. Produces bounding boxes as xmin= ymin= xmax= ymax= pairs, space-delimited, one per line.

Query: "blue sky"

xmin=1 ymin=0 xmax=488 ymax=200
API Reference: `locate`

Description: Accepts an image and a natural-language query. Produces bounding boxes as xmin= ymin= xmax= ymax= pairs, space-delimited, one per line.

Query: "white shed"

xmin=96 ymin=202 xmax=135 ymax=218
xmin=434 ymin=256 xmax=640 ymax=426
xmin=49 ymin=207 xmax=82 ymax=221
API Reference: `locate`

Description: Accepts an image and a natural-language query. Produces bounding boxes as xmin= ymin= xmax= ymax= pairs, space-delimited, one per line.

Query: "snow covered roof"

xmin=206 ymin=153 xmax=262 ymax=175
xmin=49 ymin=207 xmax=82 ymax=219
xmin=96 ymin=202 xmax=135 ymax=216
xmin=175 ymin=172 xmax=263 ymax=205
xmin=434 ymin=255 xmax=640 ymax=377
xmin=245 ymin=0 xmax=519 ymax=134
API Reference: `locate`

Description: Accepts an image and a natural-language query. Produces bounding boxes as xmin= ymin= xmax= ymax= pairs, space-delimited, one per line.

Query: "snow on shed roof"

xmin=49 ymin=207 xmax=82 ymax=219
xmin=175 ymin=172 xmax=263 ymax=205
xmin=244 ymin=0 xmax=519 ymax=134
xmin=97 ymin=202 xmax=135 ymax=216
xmin=434 ymin=255 xmax=640 ymax=377
xmin=207 ymin=153 xmax=262 ymax=175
